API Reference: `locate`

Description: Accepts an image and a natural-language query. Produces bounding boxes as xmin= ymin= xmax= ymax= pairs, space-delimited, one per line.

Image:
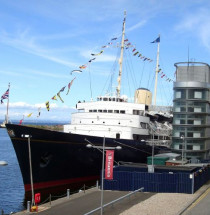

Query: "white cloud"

xmin=127 ymin=20 xmax=147 ymax=32
xmin=174 ymin=8 xmax=210 ymax=50
xmin=0 ymin=30 xmax=78 ymax=68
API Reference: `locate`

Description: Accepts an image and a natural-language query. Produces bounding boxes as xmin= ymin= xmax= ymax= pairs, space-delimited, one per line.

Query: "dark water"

xmin=0 ymin=128 xmax=25 ymax=214
xmin=0 ymin=121 xmax=69 ymax=214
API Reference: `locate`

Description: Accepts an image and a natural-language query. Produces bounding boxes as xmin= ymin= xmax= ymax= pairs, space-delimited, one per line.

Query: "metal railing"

xmin=84 ymin=187 xmax=144 ymax=215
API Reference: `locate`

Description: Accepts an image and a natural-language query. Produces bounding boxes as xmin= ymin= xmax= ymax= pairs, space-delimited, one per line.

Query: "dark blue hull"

xmin=6 ymin=123 xmax=167 ymax=192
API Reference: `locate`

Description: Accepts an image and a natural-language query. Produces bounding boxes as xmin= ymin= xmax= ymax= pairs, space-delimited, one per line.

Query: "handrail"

xmin=84 ymin=187 xmax=144 ymax=215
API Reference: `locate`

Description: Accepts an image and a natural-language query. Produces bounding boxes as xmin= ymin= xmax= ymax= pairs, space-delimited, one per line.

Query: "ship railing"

xmin=146 ymin=139 xmax=172 ymax=147
xmin=84 ymin=187 xmax=144 ymax=215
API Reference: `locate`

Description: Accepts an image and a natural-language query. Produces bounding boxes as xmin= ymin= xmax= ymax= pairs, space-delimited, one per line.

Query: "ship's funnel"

xmin=134 ymin=88 xmax=152 ymax=105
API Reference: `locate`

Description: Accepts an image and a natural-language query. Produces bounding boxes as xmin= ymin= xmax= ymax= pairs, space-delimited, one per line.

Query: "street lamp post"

xmin=22 ymin=134 xmax=34 ymax=206
xmin=181 ymin=135 xmax=185 ymax=165
xmin=86 ymin=137 xmax=122 ymax=215
xmin=152 ymin=133 xmax=155 ymax=169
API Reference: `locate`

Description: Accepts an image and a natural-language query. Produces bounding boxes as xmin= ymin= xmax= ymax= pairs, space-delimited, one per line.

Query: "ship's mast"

xmin=6 ymin=82 xmax=10 ymax=124
xmin=153 ymin=34 xmax=160 ymax=106
xmin=116 ymin=11 xmax=126 ymax=97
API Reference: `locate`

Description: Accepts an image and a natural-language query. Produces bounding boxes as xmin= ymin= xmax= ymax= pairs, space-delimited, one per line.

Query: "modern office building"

xmin=172 ymin=62 xmax=210 ymax=160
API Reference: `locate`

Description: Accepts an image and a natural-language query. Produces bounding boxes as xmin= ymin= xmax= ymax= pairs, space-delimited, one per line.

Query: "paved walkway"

xmin=15 ymin=189 xmax=154 ymax=215
xmin=14 ymin=181 xmax=210 ymax=215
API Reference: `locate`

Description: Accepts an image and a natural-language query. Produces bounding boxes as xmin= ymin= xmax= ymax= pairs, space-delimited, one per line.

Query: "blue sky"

xmin=0 ymin=0 xmax=210 ymax=122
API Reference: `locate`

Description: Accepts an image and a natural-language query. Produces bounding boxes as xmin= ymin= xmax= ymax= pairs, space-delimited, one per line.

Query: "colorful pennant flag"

xmin=37 ymin=107 xmax=41 ymax=118
xmin=88 ymin=58 xmax=96 ymax=63
xmin=59 ymin=86 xmax=66 ymax=92
xmin=66 ymin=77 xmax=76 ymax=95
xmin=79 ymin=65 xmax=87 ymax=69
xmin=91 ymin=50 xmax=104 ymax=56
xmin=46 ymin=101 xmax=50 ymax=111
xmin=52 ymin=95 xmax=57 ymax=100
xmin=27 ymin=113 xmax=33 ymax=118
xmin=71 ymin=70 xmax=82 ymax=75
xmin=57 ymin=92 xmax=64 ymax=103
xmin=111 ymin=37 xmax=118 ymax=40
xmin=19 ymin=116 xmax=24 ymax=125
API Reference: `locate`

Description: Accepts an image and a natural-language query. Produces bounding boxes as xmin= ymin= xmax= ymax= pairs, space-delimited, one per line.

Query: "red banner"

xmin=105 ymin=150 xmax=114 ymax=180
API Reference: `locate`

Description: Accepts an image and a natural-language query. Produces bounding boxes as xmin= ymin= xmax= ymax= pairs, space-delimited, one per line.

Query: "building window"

xmin=176 ymin=91 xmax=181 ymax=98
xmin=179 ymin=144 xmax=183 ymax=149
xmin=187 ymin=145 xmax=193 ymax=150
xmin=194 ymin=120 xmax=201 ymax=125
xmin=187 ymin=120 xmax=193 ymax=124
xmin=193 ymin=145 xmax=201 ymax=150
xmin=194 ymin=91 xmax=202 ymax=99
xmin=193 ymin=133 xmax=201 ymax=138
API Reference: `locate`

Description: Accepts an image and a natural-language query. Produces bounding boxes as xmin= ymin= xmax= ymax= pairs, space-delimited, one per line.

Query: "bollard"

xmin=96 ymin=180 xmax=99 ymax=189
xmin=27 ymin=201 xmax=31 ymax=212
xmin=67 ymin=189 xmax=70 ymax=199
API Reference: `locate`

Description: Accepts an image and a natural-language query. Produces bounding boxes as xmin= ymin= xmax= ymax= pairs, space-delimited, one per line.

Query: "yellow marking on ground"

xmin=186 ymin=187 xmax=210 ymax=211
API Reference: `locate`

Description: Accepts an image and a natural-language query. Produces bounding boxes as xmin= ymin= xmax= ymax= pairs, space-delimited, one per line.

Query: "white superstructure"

xmin=64 ymin=96 xmax=150 ymax=140
xmin=64 ymin=12 xmax=172 ymax=145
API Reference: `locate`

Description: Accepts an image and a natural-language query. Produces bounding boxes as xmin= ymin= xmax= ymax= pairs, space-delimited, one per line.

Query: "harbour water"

xmin=0 ymin=121 xmax=68 ymax=214
xmin=0 ymin=127 xmax=25 ymax=214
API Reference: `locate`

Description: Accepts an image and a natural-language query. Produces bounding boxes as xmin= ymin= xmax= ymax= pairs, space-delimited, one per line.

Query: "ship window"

xmin=140 ymin=122 xmax=147 ymax=129
xmin=120 ymin=110 xmax=125 ymax=114
xmin=116 ymin=133 xmax=120 ymax=139
xmin=108 ymin=110 xmax=113 ymax=113
xmin=112 ymin=98 xmax=116 ymax=101
xmin=98 ymin=110 xmax=102 ymax=112
xmin=109 ymin=98 xmax=112 ymax=101
xmin=103 ymin=98 xmax=108 ymax=101
xmin=89 ymin=110 xmax=93 ymax=112
xmin=103 ymin=110 xmax=107 ymax=113
xmin=93 ymin=110 xmax=97 ymax=112
xmin=133 ymin=110 xmax=139 ymax=115
xmin=114 ymin=110 xmax=119 ymax=113
xmin=139 ymin=111 xmax=144 ymax=116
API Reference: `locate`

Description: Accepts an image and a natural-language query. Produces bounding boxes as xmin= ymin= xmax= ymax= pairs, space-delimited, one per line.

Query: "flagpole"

xmin=116 ymin=10 xmax=126 ymax=97
xmin=153 ymin=34 xmax=160 ymax=106
xmin=6 ymin=83 xmax=10 ymax=124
